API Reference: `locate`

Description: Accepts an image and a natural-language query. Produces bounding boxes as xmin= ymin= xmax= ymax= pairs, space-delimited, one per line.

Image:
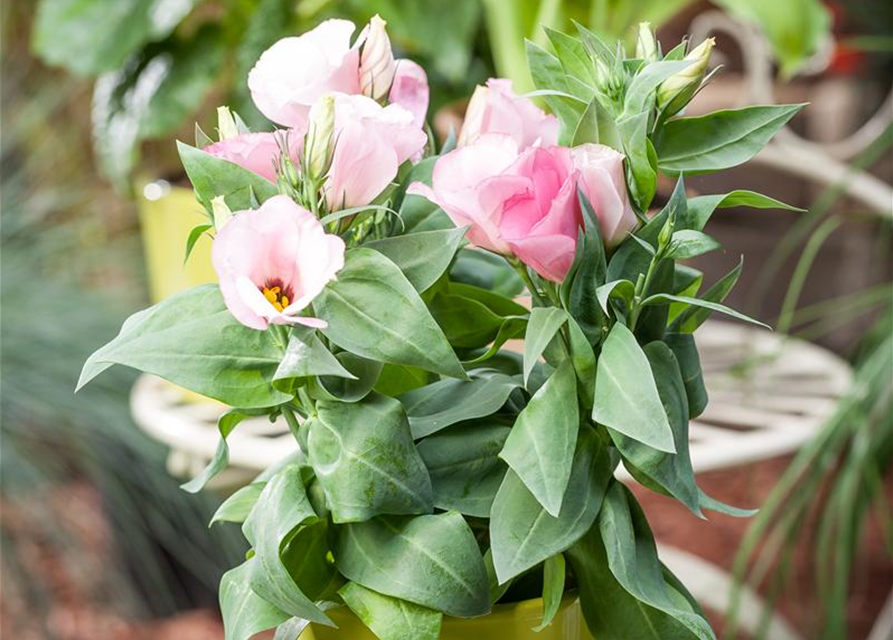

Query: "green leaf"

xmin=641 ymin=293 xmax=769 ymax=329
xmin=526 ymin=40 xmax=586 ymax=144
xmin=211 ymin=482 xmax=266 ymax=526
xmin=655 ymin=105 xmax=805 ymax=174
xmin=313 ymin=352 xmax=382 ymax=403
xmin=374 ymin=363 xmax=431 ymax=397
xmin=281 ymin=519 xmax=339 ymax=601
xmin=565 ymin=188 xmax=609 ymax=345
xmin=544 ymin=27 xmax=596 ymax=84
xmin=314 ymin=248 xmax=465 ymax=379
xmin=184 ymin=222 xmax=212 ymax=263
xmin=567 ymin=513 xmax=708 ymax=640
xmin=78 ymin=285 xmax=290 ymax=408
xmin=522 ymin=307 xmax=567 ymax=386
xmin=698 ymin=488 xmax=758 ymax=517
xmin=682 ymin=190 xmax=804 ymax=232
xmin=400 ymin=373 xmax=521 ymax=439
xmin=611 ymin=343 xmax=702 ymax=516
xmin=592 ymin=323 xmax=676 ymax=453
xmin=534 ymin=554 xmax=566 ymax=632
xmin=573 ymin=21 xmax=616 ymax=65
xmin=339 ymin=582 xmax=442 ymax=640
xmin=219 ymin=560 xmax=289 ymax=640
xmin=566 ymin=317 xmax=597 ymax=409
xmin=664 ymin=333 xmax=708 ymax=419
xmin=365 ymin=228 xmax=467 ymax=293
xmin=428 ymin=292 xmax=506 ymax=349
xmin=182 ymin=408 xmax=258 ymax=493
xmin=597 ymin=483 xmax=715 ymax=639
xmin=623 ymin=60 xmax=693 ymax=115
xmin=450 ymin=249 xmax=524 ymax=297
xmin=417 ymin=420 xmax=511 ymax=517
xmin=490 ymin=426 xmax=613 ymax=583
xmin=177 ymin=141 xmax=279 ymax=211
xmin=242 ymin=465 xmax=332 ymax=625
xmin=397 ymin=157 xmax=452 ymax=233
xmin=462 ymin=317 xmax=527 ymax=364
xmin=500 ymin=361 xmax=579 ymax=517
xmin=449 ymin=282 xmax=528 ymax=317
xmin=668 ymin=230 xmax=720 ymax=260
xmin=33 ymin=0 xmax=198 ymax=76
xmin=273 ymin=618 xmax=310 ymax=640
xmin=596 ymin=280 xmax=635 ymax=318
xmin=335 ymin=512 xmax=490 ymax=617
xmin=573 ymin=95 xmax=622 ymax=149
xmin=618 ymin=111 xmax=657 ymax=211
xmin=309 ymin=394 xmax=434 ymax=523
xmin=273 ymin=327 xmax=356 ymax=392
xmin=670 ymin=259 xmax=743 ymax=333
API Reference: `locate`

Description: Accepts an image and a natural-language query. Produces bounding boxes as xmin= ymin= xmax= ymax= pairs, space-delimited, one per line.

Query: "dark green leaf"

xmin=618 ymin=111 xmax=658 ymax=211
xmin=664 ymin=333 xmax=708 ymax=419
xmin=682 ymin=190 xmax=804 ymax=231
xmin=522 ymin=307 xmax=567 ymax=386
xmin=339 ymin=582 xmax=442 ymax=640
xmin=397 ymin=157 xmax=452 ymax=233
xmin=314 ymin=352 xmax=382 ymax=402
xmin=365 ymin=228 xmax=467 ymax=293
xmin=314 ymin=248 xmax=466 ymax=379
xmin=566 ymin=188 xmax=609 ymax=345
xmin=185 ymin=223 xmax=212 ymax=263
xmin=429 ymin=292 xmax=505 ymax=348
xmin=592 ymin=323 xmax=675 ymax=453
xmin=668 ymin=230 xmax=721 ymax=259
xmin=669 ymin=259 xmax=743 ymax=333
xmin=698 ymin=488 xmax=758 ymax=517
xmin=534 ymin=554 xmax=566 ymax=632
xmin=78 ymin=285 xmax=290 ymax=408
xmin=309 ymin=394 xmax=433 ymax=523
xmin=335 ymin=512 xmax=490 ymax=617
xmin=526 ymin=40 xmax=586 ymax=144
xmin=374 ymin=363 xmax=431 ymax=397
xmin=545 ymin=27 xmax=596 ymax=84
xmin=641 ymin=293 xmax=769 ymax=328
xmin=450 ymin=249 xmax=524 ymax=297
xmin=596 ymin=280 xmax=635 ymax=317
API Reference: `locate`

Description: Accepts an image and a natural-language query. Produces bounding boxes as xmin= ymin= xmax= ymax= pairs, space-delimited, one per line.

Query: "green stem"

xmin=629 ymin=253 xmax=661 ymax=330
xmin=510 ymin=258 xmax=548 ymax=307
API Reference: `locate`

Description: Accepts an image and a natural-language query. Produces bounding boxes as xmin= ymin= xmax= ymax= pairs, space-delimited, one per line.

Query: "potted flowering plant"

xmin=79 ymin=15 xmax=803 ymax=640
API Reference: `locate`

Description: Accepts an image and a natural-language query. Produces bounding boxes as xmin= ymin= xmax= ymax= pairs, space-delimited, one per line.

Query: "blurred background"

xmin=1 ymin=1 xmax=890 ymax=639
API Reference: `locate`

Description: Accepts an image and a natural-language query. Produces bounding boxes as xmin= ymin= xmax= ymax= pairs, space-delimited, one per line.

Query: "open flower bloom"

xmin=248 ymin=20 xmax=360 ymax=130
xmin=204 ymin=131 xmax=303 ymax=183
xmin=409 ymin=134 xmax=581 ymax=282
xmin=212 ymin=195 xmax=345 ymax=330
xmin=325 ymin=94 xmax=427 ymax=210
xmin=572 ymin=144 xmax=638 ymax=247
xmin=457 ymin=78 xmax=558 ymax=150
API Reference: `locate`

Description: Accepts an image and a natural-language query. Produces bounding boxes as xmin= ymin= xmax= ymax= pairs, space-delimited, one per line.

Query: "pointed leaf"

xmin=534 ymin=554 xmax=566 ymax=632
xmin=339 ymin=582 xmax=442 ymax=640
xmin=522 ymin=307 xmax=568 ymax=386
xmin=219 ymin=560 xmax=289 ymax=640
xmin=365 ymin=227 xmax=467 ymax=293
xmin=642 ymin=293 xmax=769 ymax=329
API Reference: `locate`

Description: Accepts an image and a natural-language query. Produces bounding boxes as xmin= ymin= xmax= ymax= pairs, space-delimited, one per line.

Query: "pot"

xmin=300 ymin=594 xmax=593 ymax=640
xmin=139 ymin=180 xmax=216 ymax=303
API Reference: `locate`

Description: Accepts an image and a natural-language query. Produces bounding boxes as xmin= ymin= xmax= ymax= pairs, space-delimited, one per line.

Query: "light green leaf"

xmin=273 ymin=327 xmax=356 ymax=391
xmin=78 ymin=285 xmax=290 ymax=408
xmin=314 ymin=248 xmax=465 ymax=379
xmin=242 ymin=465 xmax=332 ymax=625
xmin=365 ymin=227 xmax=467 ymax=293
xmin=544 ymin=27 xmax=596 ymax=84
xmin=219 ymin=559 xmax=289 ymax=640
xmin=573 ymin=95 xmax=622 ymax=149
xmin=500 ymin=361 xmax=579 ymax=516
xmin=490 ymin=426 xmax=613 ymax=583
xmin=592 ymin=323 xmax=675 ymax=453
xmin=522 ymin=307 xmax=568 ymax=386
xmin=669 ymin=259 xmax=743 ymax=333
xmin=668 ymin=230 xmax=721 ymax=260
xmin=400 ymin=373 xmax=521 ymax=439
xmin=313 ymin=352 xmax=382 ymax=403
xmin=335 ymin=512 xmax=490 ymax=617
xmin=526 ymin=39 xmax=586 ymax=144
xmin=623 ymin=59 xmax=693 ymax=115
xmin=698 ymin=488 xmax=758 ymax=517
xmin=618 ymin=111 xmax=658 ymax=211
xmin=281 ymin=519 xmax=339 ymax=601
xmin=272 ymin=618 xmax=310 ymax=640
xmin=417 ymin=420 xmax=511 ymax=517
xmin=682 ymin=190 xmax=804 ymax=231
xmin=339 ymin=582 xmax=442 ymax=640
xmin=211 ymin=482 xmax=266 ymax=526
xmin=309 ymin=394 xmax=433 ymax=523
xmin=374 ymin=363 xmax=431 ymax=397
xmin=655 ymin=105 xmax=805 ymax=174
xmin=641 ymin=293 xmax=769 ymax=329
xmin=534 ymin=554 xmax=566 ymax=632
xmin=177 ymin=141 xmax=279 ymax=211
xmin=596 ymin=280 xmax=635 ymax=317
xmin=397 ymin=157 xmax=452 ymax=233
xmin=182 ymin=408 xmax=258 ymax=493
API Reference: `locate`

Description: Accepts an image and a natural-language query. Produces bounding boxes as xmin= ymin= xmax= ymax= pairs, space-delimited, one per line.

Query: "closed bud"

xmin=303 ymin=95 xmax=336 ymax=182
xmin=359 ymin=15 xmax=397 ymax=101
xmin=211 ymin=195 xmax=233 ymax=230
xmin=635 ymin=22 xmax=657 ymax=62
xmin=216 ymin=106 xmax=239 ymax=141
xmin=657 ymin=210 xmax=676 ymax=252
xmin=656 ymin=37 xmax=715 ymax=117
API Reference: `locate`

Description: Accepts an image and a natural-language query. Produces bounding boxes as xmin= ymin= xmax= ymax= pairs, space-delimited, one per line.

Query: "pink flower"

xmin=204 ymin=131 xmax=302 ymax=183
xmin=457 ymin=79 xmax=558 ymax=150
xmin=358 ymin=15 xmax=396 ymax=101
xmin=389 ymin=59 xmax=429 ymax=130
xmin=409 ymin=134 xmax=581 ymax=282
xmin=248 ymin=20 xmax=360 ymax=130
xmin=212 ymin=195 xmax=345 ymax=330
xmin=572 ymin=144 xmax=638 ymax=248
xmin=325 ymin=94 xmax=427 ymax=210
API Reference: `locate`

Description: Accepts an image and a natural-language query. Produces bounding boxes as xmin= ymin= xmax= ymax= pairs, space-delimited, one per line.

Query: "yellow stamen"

xmin=263 ymin=288 xmax=277 ymax=303
xmin=281 ymin=295 xmax=289 ymax=308
xmin=272 ymin=301 xmax=284 ymax=312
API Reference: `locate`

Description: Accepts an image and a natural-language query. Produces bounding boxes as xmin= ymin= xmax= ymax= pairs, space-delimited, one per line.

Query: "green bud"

xmin=211 ymin=195 xmax=233 ymax=230
xmin=657 ymin=211 xmax=676 ymax=252
xmin=303 ymin=95 xmax=336 ymax=182
xmin=635 ymin=22 xmax=657 ymax=62
xmin=594 ymin=58 xmax=625 ymax=108
xmin=656 ymin=37 xmax=715 ymax=117
xmin=216 ymin=106 xmax=239 ymax=141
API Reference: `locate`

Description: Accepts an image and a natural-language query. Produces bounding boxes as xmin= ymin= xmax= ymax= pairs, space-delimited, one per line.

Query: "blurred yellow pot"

xmin=301 ymin=594 xmax=593 ymax=640
xmin=139 ymin=180 xmax=216 ymax=303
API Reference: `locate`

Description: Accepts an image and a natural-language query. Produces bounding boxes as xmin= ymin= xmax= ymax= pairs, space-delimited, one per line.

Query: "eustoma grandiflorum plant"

xmin=79 ymin=17 xmax=804 ymax=640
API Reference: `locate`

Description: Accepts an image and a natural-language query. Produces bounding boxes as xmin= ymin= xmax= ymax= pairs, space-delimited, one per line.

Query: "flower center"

xmin=261 ymin=279 xmax=294 ymax=312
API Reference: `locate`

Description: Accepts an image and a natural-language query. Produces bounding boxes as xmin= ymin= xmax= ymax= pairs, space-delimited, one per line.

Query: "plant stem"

xmin=629 ymin=252 xmax=661 ymax=330
xmin=509 ymin=258 xmax=549 ymax=307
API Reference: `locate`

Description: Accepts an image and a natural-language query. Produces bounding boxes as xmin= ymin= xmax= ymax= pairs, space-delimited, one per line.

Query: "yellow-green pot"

xmin=139 ymin=180 xmax=216 ymax=303
xmin=301 ymin=595 xmax=593 ymax=640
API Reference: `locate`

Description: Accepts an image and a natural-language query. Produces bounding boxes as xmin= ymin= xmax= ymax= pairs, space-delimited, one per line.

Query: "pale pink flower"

xmin=389 ymin=59 xmax=429 ymax=130
xmin=248 ymin=20 xmax=360 ymax=130
xmin=212 ymin=195 xmax=345 ymax=330
xmin=572 ymin=144 xmax=638 ymax=247
xmin=204 ymin=131 xmax=302 ymax=183
xmin=457 ymin=79 xmax=558 ymax=150
xmin=325 ymin=94 xmax=427 ymax=210
xmin=358 ymin=15 xmax=396 ymax=100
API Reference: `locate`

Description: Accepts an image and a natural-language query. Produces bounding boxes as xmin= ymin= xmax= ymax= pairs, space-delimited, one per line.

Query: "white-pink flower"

xmin=204 ymin=131 xmax=302 ymax=183
xmin=212 ymin=195 xmax=345 ymax=330
xmin=248 ymin=20 xmax=360 ymax=130
xmin=457 ymin=78 xmax=558 ymax=150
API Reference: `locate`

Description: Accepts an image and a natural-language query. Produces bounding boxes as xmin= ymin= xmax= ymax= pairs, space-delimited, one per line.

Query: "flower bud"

xmin=657 ymin=209 xmax=676 ymax=252
xmin=211 ymin=195 xmax=233 ymax=230
xmin=303 ymin=95 xmax=336 ymax=182
xmin=656 ymin=37 xmax=715 ymax=118
xmin=216 ymin=106 xmax=239 ymax=141
xmin=359 ymin=15 xmax=396 ymax=101
xmin=635 ymin=22 xmax=657 ymax=62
